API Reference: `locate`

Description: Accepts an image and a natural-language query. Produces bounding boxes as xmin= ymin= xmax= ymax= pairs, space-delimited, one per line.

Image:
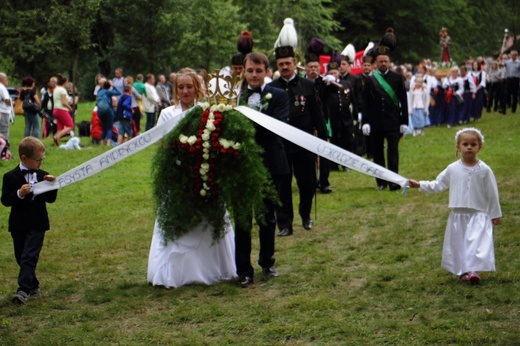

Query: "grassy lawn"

xmin=1 ymin=102 xmax=519 ymax=345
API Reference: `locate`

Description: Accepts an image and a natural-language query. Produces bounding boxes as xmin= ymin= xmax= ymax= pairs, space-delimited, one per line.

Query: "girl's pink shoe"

xmin=459 ymin=273 xmax=469 ymax=282
xmin=467 ymin=272 xmax=481 ymax=285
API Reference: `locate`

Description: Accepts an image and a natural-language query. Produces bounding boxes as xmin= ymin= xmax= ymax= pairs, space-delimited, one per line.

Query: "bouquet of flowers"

xmin=152 ymin=103 xmax=275 ymax=243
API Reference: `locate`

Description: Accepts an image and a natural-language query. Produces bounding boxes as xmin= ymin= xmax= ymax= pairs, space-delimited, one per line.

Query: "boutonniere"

xmin=261 ymin=93 xmax=272 ymax=110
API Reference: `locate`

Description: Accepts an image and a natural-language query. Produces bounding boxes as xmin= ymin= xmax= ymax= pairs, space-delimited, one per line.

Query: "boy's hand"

xmin=408 ymin=179 xmax=420 ymax=188
xmin=492 ymin=218 xmax=500 ymax=226
xmin=43 ymin=175 xmax=56 ymax=182
xmin=19 ymin=183 xmax=32 ymax=197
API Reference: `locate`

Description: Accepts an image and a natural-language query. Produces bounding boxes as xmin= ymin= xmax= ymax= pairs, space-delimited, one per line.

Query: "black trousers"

xmin=318 ymin=156 xmax=330 ymax=188
xmin=11 ymin=228 xmax=46 ymax=293
xmin=276 ymin=151 xmax=316 ymax=230
xmin=487 ymin=82 xmax=502 ymax=111
xmin=370 ymin=129 xmax=401 ymax=189
xmin=502 ymin=77 xmax=520 ymax=113
xmin=234 ymin=176 xmax=282 ymax=277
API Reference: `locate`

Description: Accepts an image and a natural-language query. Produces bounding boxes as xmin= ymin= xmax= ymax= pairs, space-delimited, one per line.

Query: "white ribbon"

xmin=235 ymin=106 xmax=408 ymax=188
xmin=32 ymin=110 xmax=188 ymax=195
xmin=33 ymin=106 xmax=408 ymax=195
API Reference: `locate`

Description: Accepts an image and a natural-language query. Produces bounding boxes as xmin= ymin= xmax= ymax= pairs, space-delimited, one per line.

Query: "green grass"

xmin=1 ymin=103 xmax=519 ymax=345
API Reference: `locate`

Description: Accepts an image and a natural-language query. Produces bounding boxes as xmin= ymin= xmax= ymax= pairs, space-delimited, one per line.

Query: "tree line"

xmin=0 ymin=0 xmax=518 ymax=99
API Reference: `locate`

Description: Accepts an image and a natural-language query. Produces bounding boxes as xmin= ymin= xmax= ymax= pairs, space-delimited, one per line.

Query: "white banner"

xmin=32 ymin=110 xmax=188 ymax=195
xmin=235 ymin=106 xmax=408 ymax=188
xmin=33 ymin=106 xmax=408 ymax=195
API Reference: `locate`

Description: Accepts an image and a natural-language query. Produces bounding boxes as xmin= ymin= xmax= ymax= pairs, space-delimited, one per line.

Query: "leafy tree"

xmin=170 ymin=0 xmax=244 ymax=71
xmin=49 ymin=0 xmax=100 ymax=115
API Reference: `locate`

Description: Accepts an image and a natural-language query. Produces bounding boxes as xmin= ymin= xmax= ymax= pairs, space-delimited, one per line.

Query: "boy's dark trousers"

xmin=11 ymin=228 xmax=45 ymax=293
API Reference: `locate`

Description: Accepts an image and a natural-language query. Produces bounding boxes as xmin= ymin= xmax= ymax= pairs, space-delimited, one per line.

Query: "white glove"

xmin=362 ymin=124 xmax=371 ymax=136
xmin=400 ymin=125 xmax=408 ymax=134
xmin=322 ymin=75 xmax=336 ymax=85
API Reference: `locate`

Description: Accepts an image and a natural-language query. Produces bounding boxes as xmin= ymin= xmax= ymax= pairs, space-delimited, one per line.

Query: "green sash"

xmin=373 ymin=70 xmax=399 ymax=107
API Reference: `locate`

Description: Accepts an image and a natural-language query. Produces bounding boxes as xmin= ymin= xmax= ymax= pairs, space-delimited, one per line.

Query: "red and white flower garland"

xmin=177 ymin=103 xmax=241 ymax=197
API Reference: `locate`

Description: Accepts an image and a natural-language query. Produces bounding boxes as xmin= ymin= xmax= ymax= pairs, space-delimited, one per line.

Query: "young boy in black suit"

xmin=1 ymin=136 xmax=57 ymax=304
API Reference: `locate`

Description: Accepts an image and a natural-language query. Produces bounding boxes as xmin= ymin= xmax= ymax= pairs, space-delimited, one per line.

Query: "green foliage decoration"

xmin=151 ymin=104 xmax=274 ymax=243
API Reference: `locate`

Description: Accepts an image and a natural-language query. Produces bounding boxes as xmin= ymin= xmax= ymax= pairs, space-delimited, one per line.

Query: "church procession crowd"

xmin=1 ymin=19 xmax=506 ymax=304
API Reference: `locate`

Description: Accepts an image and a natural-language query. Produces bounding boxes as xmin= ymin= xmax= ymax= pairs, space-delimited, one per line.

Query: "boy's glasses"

xmin=30 ymin=157 xmax=45 ymax=163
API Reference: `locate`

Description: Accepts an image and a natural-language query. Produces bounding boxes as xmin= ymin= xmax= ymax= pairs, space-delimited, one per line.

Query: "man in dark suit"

xmin=1 ymin=137 xmax=58 ymax=304
xmin=234 ymin=52 xmax=290 ymax=287
xmin=361 ymin=34 xmax=408 ymax=191
xmin=322 ymin=51 xmax=357 ymax=168
xmin=270 ymin=45 xmax=328 ymax=236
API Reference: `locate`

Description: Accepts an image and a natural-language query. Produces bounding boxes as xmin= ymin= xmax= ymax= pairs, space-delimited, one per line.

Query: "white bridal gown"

xmin=147 ymin=105 xmax=236 ymax=288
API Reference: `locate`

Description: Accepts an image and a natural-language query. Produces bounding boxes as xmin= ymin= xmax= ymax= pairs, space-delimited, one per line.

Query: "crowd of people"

xmin=1 ymin=23 xmax=511 ymax=303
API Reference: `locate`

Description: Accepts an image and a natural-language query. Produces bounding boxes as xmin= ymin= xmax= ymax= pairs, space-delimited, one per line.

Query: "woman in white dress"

xmin=147 ymin=68 xmax=236 ymax=288
xmin=409 ymin=128 xmax=501 ymax=285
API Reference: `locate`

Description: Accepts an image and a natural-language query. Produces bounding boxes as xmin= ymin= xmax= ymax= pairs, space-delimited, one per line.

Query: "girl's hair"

xmin=455 ymin=127 xmax=485 ymax=145
xmin=472 ymin=61 xmax=483 ymax=71
xmin=57 ymin=74 xmax=68 ymax=85
xmin=21 ymin=76 xmax=35 ymax=87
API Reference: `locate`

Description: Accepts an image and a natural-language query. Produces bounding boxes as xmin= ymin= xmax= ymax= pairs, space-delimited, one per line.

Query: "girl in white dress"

xmin=409 ymin=128 xmax=501 ymax=285
xmin=147 ymin=69 xmax=236 ymax=288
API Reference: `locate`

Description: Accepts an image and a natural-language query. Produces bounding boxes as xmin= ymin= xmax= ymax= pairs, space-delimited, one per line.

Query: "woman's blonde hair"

xmin=172 ymin=68 xmax=203 ymax=105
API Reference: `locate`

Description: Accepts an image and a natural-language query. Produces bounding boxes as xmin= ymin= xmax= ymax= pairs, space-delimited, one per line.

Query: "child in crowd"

xmin=409 ymin=128 xmax=501 ymax=285
xmin=115 ymin=84 xmax=133 ymax=145
xmin=409 ymin=75 xmax=430 ymax=136
xmin=1 ymin=137 xmax=58 ymax=304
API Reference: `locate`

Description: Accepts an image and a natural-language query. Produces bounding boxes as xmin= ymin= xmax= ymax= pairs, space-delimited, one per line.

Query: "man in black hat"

xmin=270 ymin=45 xmax=328 ymax=236
xmin=322 ymin=51 xmax=357 ymax=171
xmin=361 ymin=30 xmax=408 ymax=191
xmin=231 ymin=54 xmax=245 ymax=76
xmin=304 ymin=38 xmax=332 ymax=194
xmin=358 ymin=54 xmax=374 ymax=158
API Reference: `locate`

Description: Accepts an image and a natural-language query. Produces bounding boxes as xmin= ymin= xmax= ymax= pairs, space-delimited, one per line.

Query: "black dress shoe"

xmin=262 ymin=267 xmax=279 ymax=277
xmin=278 ymin=228 xmax=293 ymax=236
xmin=389 ymin=184 xmax=401 ymax=191
xmin=302 ymin=218 xmax=313 ymax=230
xmin=236 ymin=276 xmax=253 ymax=287
xmin=319 ymin=186 xmax=332 ymax=194
xmin=376 ymin=185 xmax=387 ymax=191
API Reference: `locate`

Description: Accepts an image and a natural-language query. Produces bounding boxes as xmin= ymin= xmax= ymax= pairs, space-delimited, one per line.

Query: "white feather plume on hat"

xmin=341 ymin=43 xmax=356 ymax=63
xmin=363 ymin=42 xmax=374 ymax=57
xmin=274 ymin=18 xmax=298 ymax=49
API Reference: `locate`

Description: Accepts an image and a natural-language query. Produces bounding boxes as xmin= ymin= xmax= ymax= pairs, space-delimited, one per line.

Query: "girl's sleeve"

xmin=418 ymin=167 xmax=450 ymax=194
xmin=486 ymin=169 xmax=502 ymax=219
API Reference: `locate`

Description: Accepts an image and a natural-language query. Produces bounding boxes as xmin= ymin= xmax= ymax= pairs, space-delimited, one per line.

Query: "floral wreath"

xmin=152 ymin=103 xmax=275 ymax=243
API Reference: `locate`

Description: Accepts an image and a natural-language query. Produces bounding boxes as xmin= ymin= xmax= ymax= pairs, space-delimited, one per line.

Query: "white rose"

xmin=219 ymin=138 xmax=230 ymax=149
xmin=200 ymin=163 xmax=209 ymax=171
xmin=217 ymin=104 xmax=226 ymax=112
xmin=225 ymin=104 xmax=233 ymax=111
xmin=179 ymin=135 xmax=188 ymax=144
xmin=187 ymin=136 xmax=197 ymax=145
xmin=203 ymin=142 xmax=211 ymax=149
xmin=201 ymin=174 xmax=208 ymax=181
xmin=201 ymin=133 xmax=210 ymax=141
xmin=210 ymin=105 xmax=218 ymax=112
xmin=202 ymin=153 xmax=210 ymax=160
xmin=208 ymin=113 xmax=215 ymax=120
xmin=200 ymin=102 xmax=210 ymax=110
xmin=232 ymin=142 xmax=241 ymax=150
xmin=265 ymin=93 xmax=272 ymax=100
xmin=200 ymin=189 xmax=207 ymax=197
xmin=206 ymin=121 xmax=216 ymax=131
